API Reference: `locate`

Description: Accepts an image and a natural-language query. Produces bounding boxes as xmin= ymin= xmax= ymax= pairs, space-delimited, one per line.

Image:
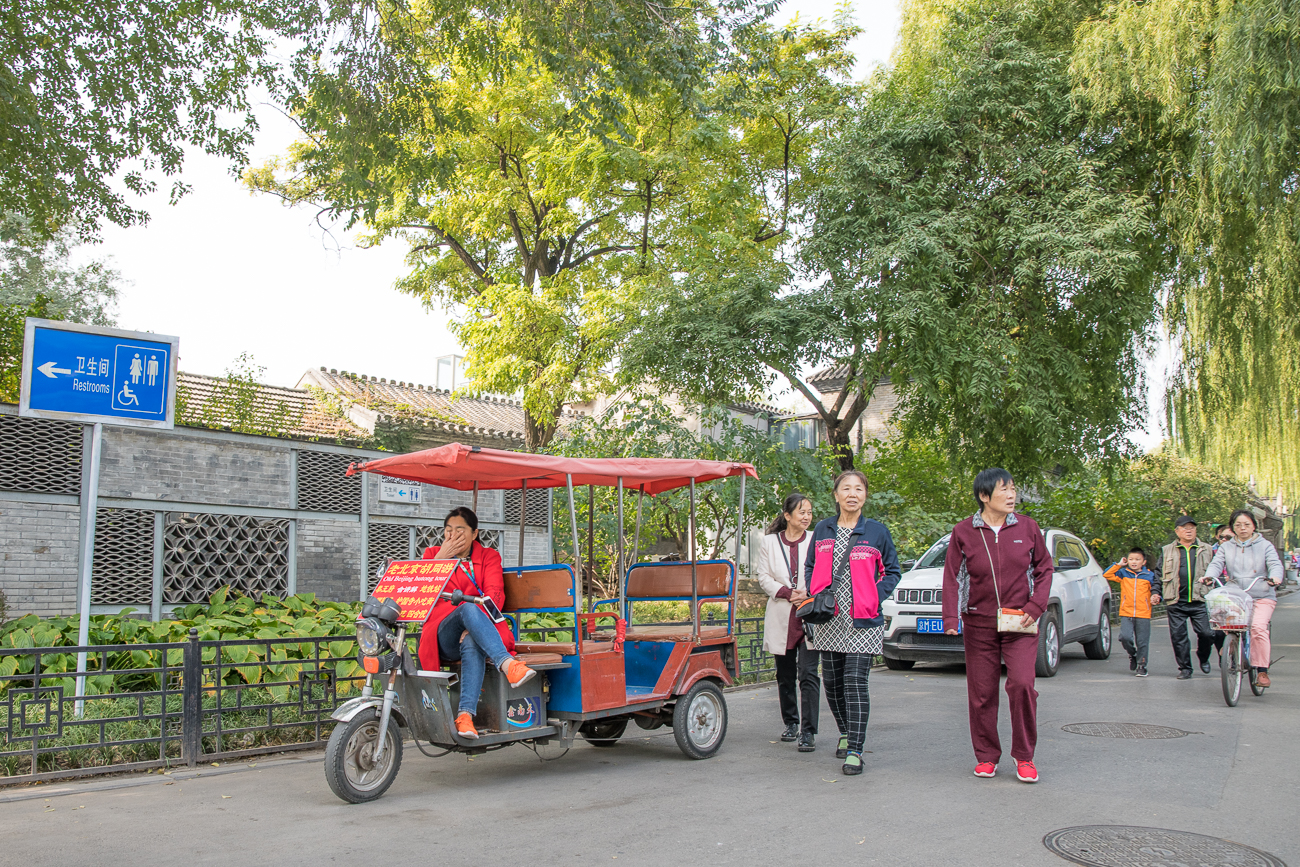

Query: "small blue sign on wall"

xmin=20 ymin=319 xmax=179 ymax=428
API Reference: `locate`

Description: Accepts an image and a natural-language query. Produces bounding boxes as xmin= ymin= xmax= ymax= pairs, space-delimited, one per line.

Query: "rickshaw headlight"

xmin=356 ymin=617 xmax=391 ymax=657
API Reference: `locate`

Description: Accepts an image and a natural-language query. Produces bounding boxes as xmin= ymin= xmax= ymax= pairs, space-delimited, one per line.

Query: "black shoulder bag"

xmin=794 ymin=536 xmax=837 ymax=624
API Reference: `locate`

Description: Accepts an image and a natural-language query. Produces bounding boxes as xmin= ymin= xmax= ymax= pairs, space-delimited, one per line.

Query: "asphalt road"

xmin=2 ymin=594 xmax=1296 ymax=867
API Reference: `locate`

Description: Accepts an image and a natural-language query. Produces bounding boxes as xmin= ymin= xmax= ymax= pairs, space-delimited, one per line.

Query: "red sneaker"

xmin=501 ymin=657 xmax=537 ymax=688
xmin=1016 ymin=760 xmax=1038 ymax=783
xmin=973 ymin=762 xmax=997 ymax=778
xmin=455 ymin=712 xmax=479 ymax=739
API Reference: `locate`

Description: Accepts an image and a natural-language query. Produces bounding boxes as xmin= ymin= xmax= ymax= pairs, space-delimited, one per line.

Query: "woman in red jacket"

xmin=941 ymin=469 xmax=1053 ymax=784
xmin=417 ymin=507 xmax=532 ymax=739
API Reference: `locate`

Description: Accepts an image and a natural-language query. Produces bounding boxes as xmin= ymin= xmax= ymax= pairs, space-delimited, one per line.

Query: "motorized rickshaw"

xmin=324 ymin=444 xmax=755 ymax=803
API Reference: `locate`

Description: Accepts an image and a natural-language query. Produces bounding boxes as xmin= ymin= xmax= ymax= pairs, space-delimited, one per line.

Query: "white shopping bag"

xmin=1206 ymin=582 xmax=1253 ymax=629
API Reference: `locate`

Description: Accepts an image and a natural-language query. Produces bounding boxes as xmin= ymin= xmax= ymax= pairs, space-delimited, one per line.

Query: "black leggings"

xmin=821 ymin=651 xmax=872 ymax=753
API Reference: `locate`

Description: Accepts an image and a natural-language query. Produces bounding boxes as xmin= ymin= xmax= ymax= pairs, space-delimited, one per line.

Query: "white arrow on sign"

xmin=37 ymin=361 xmax=72 ymax=379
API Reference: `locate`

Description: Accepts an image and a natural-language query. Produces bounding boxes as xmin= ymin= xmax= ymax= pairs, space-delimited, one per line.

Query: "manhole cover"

xmin=1044 ymin=826 xmax=1286 ymax=867
xmin=1061 ymin=722 xmax=1191 ymax=739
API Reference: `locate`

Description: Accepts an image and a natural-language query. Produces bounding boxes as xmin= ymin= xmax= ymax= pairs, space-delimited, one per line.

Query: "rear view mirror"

xmin=900 ymin=559 xmax=916 ymax=572
xmin=1056 ymin=557 xmax=1083 ymax=571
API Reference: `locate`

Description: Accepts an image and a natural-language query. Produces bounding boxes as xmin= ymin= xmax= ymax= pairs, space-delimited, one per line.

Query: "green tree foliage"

xmin=0 ymin=0 xmax=330 ymax=237
xmin=175 ymin=353 xmax=300 ymax=437
xmin=627 ymin=0 xmax=1165 ymax=478
xmin=550 ymin=397 xmax=837 ymax=592
xmin=0 ymin=213 xmax=121 ymax=401
xmin=3 ymin=0 xmax=743 ymax=238
xmin=808 ymin=0 xmax=1164 ymax=479
xmin=1071 ymin=0 xmax=1300 ymax=500
xmin=857 ymin=438 xmax=968 ymax=557
xmin=619 ymin=18 xmax=866 ymax=466
xmin=1024 ymin=451 xmax=1252 ymax=565
xmin=250 ymin=15 xmax=851 ymax=450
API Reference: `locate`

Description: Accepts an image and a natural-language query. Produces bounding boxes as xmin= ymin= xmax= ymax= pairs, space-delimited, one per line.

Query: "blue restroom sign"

xmin=20 ymin=319 xmax=179 ymax=428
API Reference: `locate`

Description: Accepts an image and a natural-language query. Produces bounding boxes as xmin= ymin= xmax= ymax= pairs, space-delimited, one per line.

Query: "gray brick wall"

xmin=297 ymin=518 xmax=361 ymax=603
xmin=0 ymin=408 xmax=552 ymax=616
xmin=498 ymin=528 xmax=553 ymax=569
xmin=0 ymin=504 xmax=81 ymax=616
xmin=98 ymin=428 xmax=292 ymax=507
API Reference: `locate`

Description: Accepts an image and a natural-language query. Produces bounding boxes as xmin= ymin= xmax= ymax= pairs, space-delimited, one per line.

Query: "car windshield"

xmin=915 ymin=537 xmax=950 ymax=570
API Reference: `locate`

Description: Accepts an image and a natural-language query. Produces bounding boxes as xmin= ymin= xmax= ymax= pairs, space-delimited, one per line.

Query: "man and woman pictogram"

xmin=117 ymin=351 xmax=162 ymax=408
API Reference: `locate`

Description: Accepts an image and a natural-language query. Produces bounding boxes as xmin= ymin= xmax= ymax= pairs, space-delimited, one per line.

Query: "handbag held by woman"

xmin=794 ymin=588 xmax=836 ymax=624
xmin=981 ymin=532 xmax=1038 ymax=635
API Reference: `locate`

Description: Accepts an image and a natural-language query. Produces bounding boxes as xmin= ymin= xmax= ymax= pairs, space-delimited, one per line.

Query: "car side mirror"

xmin=900 ymin=559 xmax=916 ymax=572
xmin=1056 ymin=556 xmax=1082 ymax=571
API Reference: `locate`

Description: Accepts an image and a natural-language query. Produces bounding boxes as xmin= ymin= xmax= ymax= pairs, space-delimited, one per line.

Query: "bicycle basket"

xmin=1206 ymin=583 xmax=1253 ymax=629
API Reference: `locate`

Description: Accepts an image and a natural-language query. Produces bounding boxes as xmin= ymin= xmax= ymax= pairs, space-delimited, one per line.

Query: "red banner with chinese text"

xmin=370 ymin=559 xmax=459 ymax=622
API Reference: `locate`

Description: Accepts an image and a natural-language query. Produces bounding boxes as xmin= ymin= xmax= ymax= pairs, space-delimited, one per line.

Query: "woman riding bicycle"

xmin=1202 ymin=510 xmax=1284 ymax=687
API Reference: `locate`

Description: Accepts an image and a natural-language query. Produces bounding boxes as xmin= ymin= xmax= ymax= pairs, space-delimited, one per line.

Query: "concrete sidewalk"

xmin=1 ymin=595 xmax=1296 ymax=866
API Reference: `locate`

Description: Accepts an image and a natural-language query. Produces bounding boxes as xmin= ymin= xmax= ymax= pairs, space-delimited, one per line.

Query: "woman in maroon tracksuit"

xmin=941 ymin=468 xmax=1053 ymax=783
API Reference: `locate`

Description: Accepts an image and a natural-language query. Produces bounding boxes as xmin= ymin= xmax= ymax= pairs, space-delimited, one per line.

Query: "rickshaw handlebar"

xmin=439 ymin=590 xmax=486 ymax=605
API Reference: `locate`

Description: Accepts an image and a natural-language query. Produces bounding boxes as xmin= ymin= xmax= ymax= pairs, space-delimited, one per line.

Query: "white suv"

xmin=880 ymin=528 xmax=1112 ymax=677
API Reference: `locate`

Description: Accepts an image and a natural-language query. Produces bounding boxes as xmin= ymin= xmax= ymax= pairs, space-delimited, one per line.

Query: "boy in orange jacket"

xmin=1104 ymin=547 xmax=1162 ymax=676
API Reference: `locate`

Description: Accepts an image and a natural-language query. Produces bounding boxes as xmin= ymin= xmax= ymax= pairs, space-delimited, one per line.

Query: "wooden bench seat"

xmin=512 ymin=651 xmax=565 ymax=666
xmin=623 ymin=625 xmax=730 ymax=641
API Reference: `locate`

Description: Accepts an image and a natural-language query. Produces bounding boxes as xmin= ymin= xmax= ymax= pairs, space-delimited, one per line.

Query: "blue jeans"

xmin=437 ymin=604 xmax=511 ymax=714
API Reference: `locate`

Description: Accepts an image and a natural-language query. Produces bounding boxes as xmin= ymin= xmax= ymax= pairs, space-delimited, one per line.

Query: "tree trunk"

xmin=825 ymin=419 xmax=856 ymax=471
xmin=524 ymin=406 xmax=561 ymax=451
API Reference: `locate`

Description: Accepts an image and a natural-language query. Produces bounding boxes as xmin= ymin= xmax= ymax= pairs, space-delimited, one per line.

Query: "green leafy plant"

xmin=0 ymin=588 xmax=365 ymax=698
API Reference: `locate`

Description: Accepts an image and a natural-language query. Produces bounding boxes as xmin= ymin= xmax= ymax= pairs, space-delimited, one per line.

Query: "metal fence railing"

xmin=0 ymin=629 xmax=364 ymax=786
xmin=1 ymin=620 xmax=778 ymax=786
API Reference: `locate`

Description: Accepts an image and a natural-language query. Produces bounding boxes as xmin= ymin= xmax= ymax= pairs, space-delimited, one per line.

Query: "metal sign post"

xmin=19 ymin=319 xmax=180 ymax=717
xmin=73 ymin=423 xmax=103 ymax=716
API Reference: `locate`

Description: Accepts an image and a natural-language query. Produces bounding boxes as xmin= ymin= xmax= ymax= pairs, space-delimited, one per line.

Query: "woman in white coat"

xmin=757 ymin=493 xmax=820 ymax=751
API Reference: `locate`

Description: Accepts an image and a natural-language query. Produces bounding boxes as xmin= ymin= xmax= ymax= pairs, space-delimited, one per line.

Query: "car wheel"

xmin=883 ymin=656 xmax=915 ymax=670
xmin=1035 ymin=609 xmax=1060 ymax=677
xmin=1082 ymin=606 xmax=1112 ymax=660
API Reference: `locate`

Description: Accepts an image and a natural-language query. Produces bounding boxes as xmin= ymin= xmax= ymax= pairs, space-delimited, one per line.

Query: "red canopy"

xmin=347 ymin=443 xmax=757 ymax=496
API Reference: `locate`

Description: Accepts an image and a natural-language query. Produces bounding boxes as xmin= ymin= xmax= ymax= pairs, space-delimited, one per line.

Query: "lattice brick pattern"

xmin=91 ymin=509 xmax=154 ymax=605
xmin=414 ymin=525 xmax=445 ymax=555
xmin=295 ymin=450 xmax=360 ymax=513
xmin=163 ymin=513 xmax=289 ymax=603
xmin=503 ymin=489 xmax=549 ymax=526
xmin=368 ymin=523 xmax=411 ymax=592
xmin=0 ymin=415 xmax=82 ymax=495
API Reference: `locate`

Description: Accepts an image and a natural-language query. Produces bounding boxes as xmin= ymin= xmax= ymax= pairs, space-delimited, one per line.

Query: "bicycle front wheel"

xmin=1221 ymin=633 xmax=1243 ymax=707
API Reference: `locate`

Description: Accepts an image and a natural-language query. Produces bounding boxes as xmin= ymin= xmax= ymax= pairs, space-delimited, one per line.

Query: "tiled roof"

xmin=806 ymin=364 xmax=892 ymax=396
xmin=176 ymin=372 xmax=368 ymax=441
xmin=727 ymin=399 xmax=784 ymax=417
xmin=298 ymin=368 xmax=583 ymax=445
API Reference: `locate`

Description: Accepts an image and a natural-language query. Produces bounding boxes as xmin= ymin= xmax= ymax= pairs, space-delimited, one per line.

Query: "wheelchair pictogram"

xmin=117 ymin=380 xmax=140 ymax=406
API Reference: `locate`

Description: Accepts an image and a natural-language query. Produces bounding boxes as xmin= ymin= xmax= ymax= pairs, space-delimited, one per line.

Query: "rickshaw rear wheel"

xmin=325 ymin=709 xmax=403 ymax=803
xmin=579 ymin=718 xmax=627 ymax=747
xmin=673 ymin=680 xmax=727 ymax=760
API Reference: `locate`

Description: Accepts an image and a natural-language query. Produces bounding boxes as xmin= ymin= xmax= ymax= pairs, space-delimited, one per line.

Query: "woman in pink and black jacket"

xmin=801 ymin=470 xmax=902 ymax=775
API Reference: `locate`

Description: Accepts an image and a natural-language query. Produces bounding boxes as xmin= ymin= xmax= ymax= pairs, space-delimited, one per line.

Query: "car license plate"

xmin=917 ymin=618 xmax=957 ymax=634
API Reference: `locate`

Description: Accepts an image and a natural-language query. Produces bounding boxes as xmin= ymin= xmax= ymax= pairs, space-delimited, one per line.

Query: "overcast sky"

xmin=86 ymin=0 xmax=1166 ymax=449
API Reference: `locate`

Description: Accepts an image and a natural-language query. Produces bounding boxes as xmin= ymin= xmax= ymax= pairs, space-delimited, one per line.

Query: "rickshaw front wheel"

xmin=673 ymin=680 xmax=727 ymax=760
xmin=325 ymin=708 xmax=403 ymax=803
